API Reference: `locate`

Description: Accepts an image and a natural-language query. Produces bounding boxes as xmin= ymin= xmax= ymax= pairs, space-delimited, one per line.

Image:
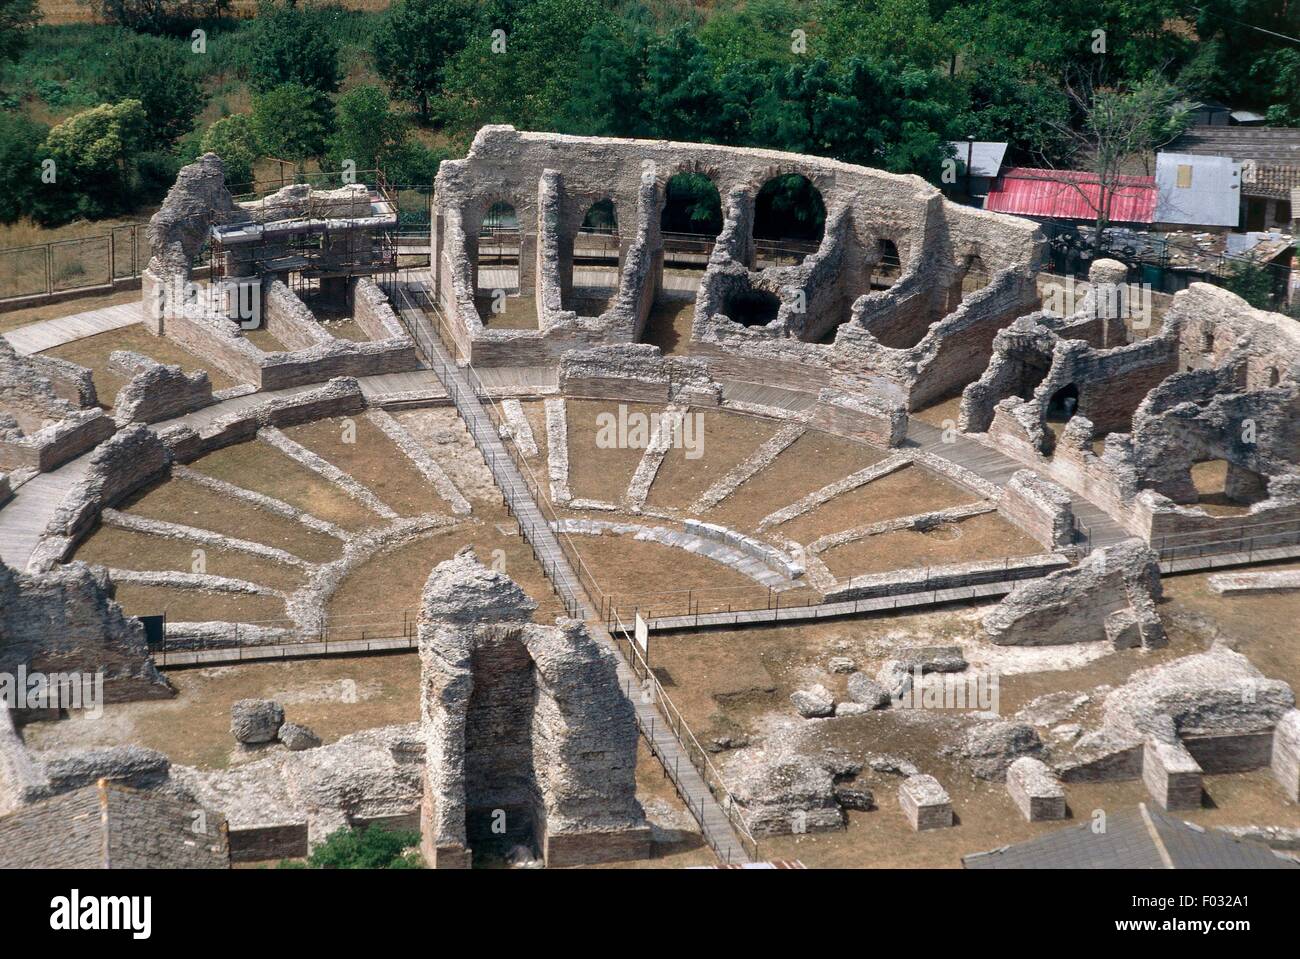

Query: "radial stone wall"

xmin=418 ymin=549 xmax=649 ymax=868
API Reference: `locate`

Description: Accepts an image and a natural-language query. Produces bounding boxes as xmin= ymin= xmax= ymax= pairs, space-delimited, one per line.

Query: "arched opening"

xmin=753 ymin=174 xmax=826 ymax=266
xmin=1046 ymin=383 xmax=1079 ymax=422
xmin=660 ymin=173 xmax=723 ymax=262
xmin=475 ymin=201 xmax=536 ymax=329
xmin=645 ymin=174 xmax=723 ymax=353
xmin=946 ymin=253 xmax=990 ymax=314
xmin=875 ymin=239 xmax=902 ymax=290
xmin=567 ymin=198 xmax=621 ymax=317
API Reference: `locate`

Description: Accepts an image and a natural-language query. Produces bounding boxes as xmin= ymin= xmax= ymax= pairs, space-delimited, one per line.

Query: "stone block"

xmin=898 ymin=774 xmax=953 ymax=831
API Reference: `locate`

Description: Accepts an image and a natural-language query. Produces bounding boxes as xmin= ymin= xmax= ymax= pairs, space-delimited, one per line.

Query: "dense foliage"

xmin=0 ymin=0 xmax=1297 ymax=229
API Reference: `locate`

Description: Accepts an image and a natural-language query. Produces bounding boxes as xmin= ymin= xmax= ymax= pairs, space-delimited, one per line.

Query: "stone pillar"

xmin=1006 ymin=757 xmax=1067 ymax=822
xmin=518 ymin=233 xmax=536 ymax=294
xmin=1088 ymin=258 xmax=1129 ymax=347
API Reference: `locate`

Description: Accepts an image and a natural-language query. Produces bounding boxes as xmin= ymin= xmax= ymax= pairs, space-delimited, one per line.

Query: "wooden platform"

xmin=0 ymin=457 xmax=92 ymax=569
xmin=4 ymin=302 xmax=142 ymax=355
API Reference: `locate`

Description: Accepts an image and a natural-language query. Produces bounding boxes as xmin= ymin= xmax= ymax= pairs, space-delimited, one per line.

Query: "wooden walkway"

xmin=3 ymin=302 xmax=141 ymax=355
xmin=395 ymin=283 xmax=755 ymax=864
xmin=155 ymin=635 xmax=416 ymax=667
xmin=647 ymin=580 xmax=1016 ymax=632
xmin=0 ymin=456 xmax=91 ymax=569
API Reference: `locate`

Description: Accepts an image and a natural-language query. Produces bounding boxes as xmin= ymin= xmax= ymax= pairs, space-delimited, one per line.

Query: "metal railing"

xmin=0 ymin=224 xmax=146 ymax=303
xmin=1153 ymin=515 xmax=1300 ymax=565
xmin=608 ymin=607 xmax=761 ymax=862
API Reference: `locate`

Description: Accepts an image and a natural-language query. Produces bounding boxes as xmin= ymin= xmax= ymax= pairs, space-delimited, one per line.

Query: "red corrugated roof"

xmin=985 ymin=167 xmax=1156 ymax=223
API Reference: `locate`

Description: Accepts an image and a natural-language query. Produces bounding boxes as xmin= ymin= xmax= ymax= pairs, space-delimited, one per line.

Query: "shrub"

xmin=31 ymin=100 xmax=151 ymax=225
xmin=200 ymin=112 xmax=261 ymax=187
xmin=0 ymin=111 xmax=48 ymax=223
xmin=289 ymin=824 xmax=423 ymax=869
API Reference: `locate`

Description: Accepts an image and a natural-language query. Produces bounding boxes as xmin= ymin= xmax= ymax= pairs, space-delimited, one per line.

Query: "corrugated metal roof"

xmin=947 ymin=141 xmax=1008 ymax=178
xmin=984 ymin=168 xmax=1156 ymax=223
xmin=1154 ymin=152 xmax=1240 ymax=227
xmin=963 ymin=805 xmax=1299 ymax=870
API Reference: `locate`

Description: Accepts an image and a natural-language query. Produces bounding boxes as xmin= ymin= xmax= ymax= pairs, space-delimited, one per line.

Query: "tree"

xmin=441 ymin=0 xmax=614 ymax=132
xmin=87 ymin=0 xmax=229 ymax=33
xmin=288 ymin=824 xmax=422 ymax=869
xmin=641 ymin=27 xmax=720 ymax=143
xmin=0 ymin=111 xmax=47 ymax=222
xmin=371 ymin=0 xmax=478 ymax=123
xmin=101 ymin=33 xmax=204 ymax=145
xmin=33 ymin=100 xmax=150 ymax=224
xmin=251 ymin=83 xmax=331 ymax=171
xmin=559 ymin=20 xmax=647 ymax=137
xmin=1039 ymin=71 xmax=1190 ymax=247
xmin=248 ymin=1 xmax=342 ymax=95
xmin=1222 ymin=260 xmax=1280 ymax=311
xmin=0 ymin=0 xmax=38 ymax=67
xmin=200 ymin=113 xmax=262 ymax=187
xmin=327 ymin=84 xmax=409 ymax=173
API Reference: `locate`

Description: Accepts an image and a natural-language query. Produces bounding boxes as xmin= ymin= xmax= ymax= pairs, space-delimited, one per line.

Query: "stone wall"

xmin=350 ymin=277 xmax=406 ymax=340
xmin=262 ymin=280 xmax=333 ymax=352
xmin=109 ymin=351 xmax=214 ymax=425
xmin=998 ymin=470 xmax=1074 ymax=549
xmin=33 ymin=425 xmax=171 ymax=569
xmin=0 ymin=559 xmax=172 ymax=703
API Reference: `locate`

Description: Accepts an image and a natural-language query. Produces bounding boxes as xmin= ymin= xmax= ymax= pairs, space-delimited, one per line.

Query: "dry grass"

xmin=21 ymin=654 xmax=422 ymax=770
xmin=282 ymin=415 xmax=456 ymax=518
xmin=645 ymin=407 xmax=781 ymax=513
xmin=39 ymin=323 xmax=242 ymax=405
xmin=76 ymin=523 xmax=310 ymax=593
xmin=0 ymin=287 xmax=139 ymax=334
xmin=819 ymin=511 xmax=1041 ymax=579
xmin=187 ymin=437 xmax=386 ymax=532
xmin=120 ymin=475 xmax=346 ymax=564
xmin=642 ymin=300 xmax=696 ymax=355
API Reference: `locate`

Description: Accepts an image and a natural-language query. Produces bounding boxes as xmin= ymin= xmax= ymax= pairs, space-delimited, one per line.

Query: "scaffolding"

xmin=206 ymin=168 xmax=401 ymax=303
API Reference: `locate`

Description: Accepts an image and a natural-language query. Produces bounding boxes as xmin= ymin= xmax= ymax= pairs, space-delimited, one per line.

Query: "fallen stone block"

xmin=231 ymin=699 xmax=285 ymax=745
xmin=1005 ymin=757 xmax=1066 ymax=822
xmin=791 ymin=684 xmax=835 ymax=718
xmin=898 ymin=774 xmax=953 ymax=831
xmin=278 ymin=723 xmax=321 ymax=752
xmin=846 ymin=672 xmax=891 ymax=708
xmin=1142 ymin=739 xmax=1203 ymax=810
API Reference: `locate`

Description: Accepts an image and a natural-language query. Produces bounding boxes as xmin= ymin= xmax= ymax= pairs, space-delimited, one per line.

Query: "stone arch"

xmin=563 ymin=196 xmax=623 ymax=317
xmin=752 ymin=173 xmax=827 ymax=267
xmin=461 ymin=195 xmax=532 ymax=324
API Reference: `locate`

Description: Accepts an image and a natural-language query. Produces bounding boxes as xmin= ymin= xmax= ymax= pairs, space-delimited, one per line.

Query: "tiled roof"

xmin=1169 ymin=127 xmax=1300 ymax=166
xmin=963 ymin=804 xmax=1299 ymax=870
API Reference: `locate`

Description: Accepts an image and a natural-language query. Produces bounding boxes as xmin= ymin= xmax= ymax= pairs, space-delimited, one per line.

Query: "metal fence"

xmin=0 ymin=224 xmax=145 ymax=303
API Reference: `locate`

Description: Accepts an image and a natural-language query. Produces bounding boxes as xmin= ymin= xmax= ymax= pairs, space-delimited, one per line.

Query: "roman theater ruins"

xmin=2 ymin=126 xmax=1299 ymax=868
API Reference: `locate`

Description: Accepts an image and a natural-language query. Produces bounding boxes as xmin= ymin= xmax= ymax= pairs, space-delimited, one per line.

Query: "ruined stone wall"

xmin=0 ymin=560 xmax=172 ymax=702
xmin=0 ymin=410 xmax=115 ymax=473
xmin=350 ymin=277 xmax=406 ymax=340
xmin=109 ymin=351 xmax=213 ymax=426
xmin=981 ymin=540 xmax=1164 ymax=647
xmin=417 ymin=550 xmax=648 ymax=868
xmin=433 ymin=126 xmax=1040 ymax=378
xmin=998 ymin=470 xmax=1075 ymax=549
xmin=32 ymin=425 xmax=171 ymax=569
xmin=262 ymin=280 xmax=333 ymax=352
